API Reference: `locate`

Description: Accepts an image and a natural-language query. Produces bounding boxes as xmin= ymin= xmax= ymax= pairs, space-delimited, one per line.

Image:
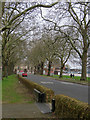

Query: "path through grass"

xmin=2 ymin=74 xmax=34 ymax=103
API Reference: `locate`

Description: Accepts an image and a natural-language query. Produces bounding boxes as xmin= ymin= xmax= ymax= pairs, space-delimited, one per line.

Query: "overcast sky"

xmin=5 ymin=0 xmax=89 ymax=2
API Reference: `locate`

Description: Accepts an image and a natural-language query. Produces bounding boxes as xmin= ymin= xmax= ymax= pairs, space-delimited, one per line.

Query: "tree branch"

xmin=1 ymin=2 xmax=58 ymax=32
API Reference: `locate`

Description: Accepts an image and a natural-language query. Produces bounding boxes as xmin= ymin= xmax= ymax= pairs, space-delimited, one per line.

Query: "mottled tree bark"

xmin=80 ymin=50 xmax=87 ymax=81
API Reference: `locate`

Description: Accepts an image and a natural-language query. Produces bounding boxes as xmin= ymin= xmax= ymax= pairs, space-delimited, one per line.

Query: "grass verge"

xmin=2 ymin=74 xmax=34 ymax=103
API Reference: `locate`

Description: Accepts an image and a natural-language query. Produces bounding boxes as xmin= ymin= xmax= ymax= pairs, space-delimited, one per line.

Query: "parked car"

xmin=20 ymin=70 xmax=24 ymax=74
xmin=22 ymin=72 xmax=27 ymax=77
xmin=78 ymin=72 xmax=82 ymax=74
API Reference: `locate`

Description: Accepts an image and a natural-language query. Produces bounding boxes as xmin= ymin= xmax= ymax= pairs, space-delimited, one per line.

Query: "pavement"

xmin=36 ymin=103 xmax=51 ymax=114
xmin=2 ymin=103 xmax=53 ymax=118
xmin=27 ymin=74 xmax=89 ymax=103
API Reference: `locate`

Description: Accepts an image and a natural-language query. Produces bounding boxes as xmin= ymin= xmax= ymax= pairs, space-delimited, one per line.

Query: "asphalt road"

xmin=27 ymin=74 xmax=89 ymax=103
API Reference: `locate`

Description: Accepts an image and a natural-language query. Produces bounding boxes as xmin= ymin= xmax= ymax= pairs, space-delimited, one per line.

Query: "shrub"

xmin=18 ymin=75 xmax=54 ymax=102
xmin=54 ymin=95 xmax=90 ymax=119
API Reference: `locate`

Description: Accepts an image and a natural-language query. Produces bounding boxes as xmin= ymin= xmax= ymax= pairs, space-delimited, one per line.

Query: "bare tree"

xmin=1 ymin=2 xmax=58 ymax=77
xmin=54 ymin=34 xmax=72 ymax=77
xmin=41 ymin=32 xmax=58 ymax=76
xmin=40 ymin=2 xmax=90 ymax=80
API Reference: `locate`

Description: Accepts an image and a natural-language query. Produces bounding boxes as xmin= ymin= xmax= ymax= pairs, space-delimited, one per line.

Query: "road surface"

xmin=27 ymin=74 xmax=89 ymax=103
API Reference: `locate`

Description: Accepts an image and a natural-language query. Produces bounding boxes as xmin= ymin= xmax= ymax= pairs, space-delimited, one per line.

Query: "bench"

xmin=34 ymin=89 xmax=46 ymax=103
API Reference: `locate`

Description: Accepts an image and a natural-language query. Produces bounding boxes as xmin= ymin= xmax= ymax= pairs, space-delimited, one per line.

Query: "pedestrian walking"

xmin=70 ymin=74 xmax=72 ymax=78
xmin=72 ymin=74 xmax=74 ymax=77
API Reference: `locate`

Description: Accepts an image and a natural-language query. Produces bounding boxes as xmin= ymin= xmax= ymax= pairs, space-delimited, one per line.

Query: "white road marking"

xmin=60 ymin=82 xmax=74 ymax=85
xmin=41 ymin=81 xmax=53 ymax=84
xmin=41 ymin=110 xmax=44 ymax=113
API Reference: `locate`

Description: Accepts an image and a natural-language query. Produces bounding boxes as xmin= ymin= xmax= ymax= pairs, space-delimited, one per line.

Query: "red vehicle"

xmin=22 ymin=72 xmax=27 ymax=77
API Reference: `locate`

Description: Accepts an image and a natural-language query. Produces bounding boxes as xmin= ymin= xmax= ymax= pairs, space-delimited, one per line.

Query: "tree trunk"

xmin=59 ymin=67 xmax=63 ymax=78
xmin=31 ymin=67 xmax=33 ymax=73
xmin=59 ymin=58 xmax=64 ymax=78
xmin=3 ymin=65 xmax=8 ymax=77
xmin=59 ymin=63 xmax=64 ymax=78
xmin=27 ymin=65 xmax=29 ymax=72
xmin=80 ymin=51 xmax=87 ymax=81
xmin=8 ymin=62 xmax=14 ymax=75
xmin=37 ymin=64 xmax=40 ymax=74
xmin=47 ymin=61 xmax=52 ymax=76
xmin=14 ymin=69 xmax=17 ymax=74
xmin=80 ymin=29 xmax=88 ymax=81
xmin=40 ymin=62 xmax=44 ymax=75
xmin=34 ymin=66 xmax=37 ymax=75
xmin=17 ymin=66 xmax=20 ymax=71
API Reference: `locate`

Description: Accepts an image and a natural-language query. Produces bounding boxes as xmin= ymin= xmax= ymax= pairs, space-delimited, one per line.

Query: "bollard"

xmin=51 ymin=99 xmax=55 ymax=112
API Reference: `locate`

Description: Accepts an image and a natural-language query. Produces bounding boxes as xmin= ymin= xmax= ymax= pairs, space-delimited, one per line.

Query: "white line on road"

xmin=41 ymin=81 xmax=53 ymax=84
xmin=60 ymin=82 xmax=74 ymax=85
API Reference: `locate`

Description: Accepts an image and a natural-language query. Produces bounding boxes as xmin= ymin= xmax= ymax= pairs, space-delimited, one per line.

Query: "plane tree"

xmin=30 ymin=41 xmax=46 ymax=75
xmin=40 ymin=2 xmax=90 ymax=80
xmin=41 ymin=32 xmax=59 ymax=76
xmin=26 ymin=40 xmax=43 ymax=75
xmin=1 ymin=1 xmax=58 ymax=77
xmin=54 ymin=34 xmax=72 ymax=77
xmin=2 ymin=31 xmax=27 ymax=77
xmin=27 ymin=31 xmax=58 ymax=76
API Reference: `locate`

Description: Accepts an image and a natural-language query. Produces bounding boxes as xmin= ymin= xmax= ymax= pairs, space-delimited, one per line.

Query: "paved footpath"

xmin=2 ymin=103 xmax=53 ymax=118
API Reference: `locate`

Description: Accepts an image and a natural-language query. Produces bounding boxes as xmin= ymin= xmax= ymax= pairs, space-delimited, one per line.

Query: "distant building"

xmin=70 ymin=68 xmax=81 ymax=73
xmin=54 ymin=67 xmax=60 ymax=75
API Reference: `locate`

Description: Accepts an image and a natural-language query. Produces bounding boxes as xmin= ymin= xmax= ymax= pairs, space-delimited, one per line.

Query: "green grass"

xmin=2 ymin=74 xmax=34 ymax=103
xmin=42 ymin=74 xmax=90 ymax=85
xmin=0 ymin=80 xmax=2 ymax=101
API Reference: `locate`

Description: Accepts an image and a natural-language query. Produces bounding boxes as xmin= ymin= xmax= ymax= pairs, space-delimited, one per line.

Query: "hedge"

xmin=54 ymin=95 xmax=90 ymax=119
xmin=18 ymin=75 xmax=90 ymax=119
xmin=18 ymin=75 xmax=54 ymax=102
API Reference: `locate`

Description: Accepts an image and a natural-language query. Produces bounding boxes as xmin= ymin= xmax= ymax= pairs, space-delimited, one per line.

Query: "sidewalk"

xmin=2 ymin=103 xmax=54 ymax=118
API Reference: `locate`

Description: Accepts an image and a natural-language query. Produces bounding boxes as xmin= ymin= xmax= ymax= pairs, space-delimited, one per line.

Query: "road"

xmin=27 ymin=74 xmax=89 ymax=103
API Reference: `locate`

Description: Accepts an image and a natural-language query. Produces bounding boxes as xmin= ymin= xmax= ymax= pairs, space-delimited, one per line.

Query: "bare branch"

xmin=1 ymin=2 xmax=58 ymax=32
